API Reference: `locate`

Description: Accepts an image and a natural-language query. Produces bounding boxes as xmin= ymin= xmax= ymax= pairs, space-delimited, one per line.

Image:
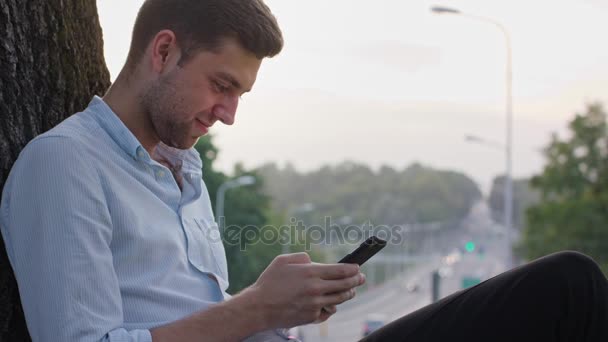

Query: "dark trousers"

xmin=360 ymin=251 xmax=608 ymax=342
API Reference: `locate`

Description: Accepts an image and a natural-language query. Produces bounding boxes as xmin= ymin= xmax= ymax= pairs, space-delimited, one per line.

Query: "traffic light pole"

xmin=431 ymin=270 xmax=440 ymax=302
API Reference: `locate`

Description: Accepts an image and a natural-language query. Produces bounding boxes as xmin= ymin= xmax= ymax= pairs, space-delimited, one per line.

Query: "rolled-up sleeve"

xmin=0 ymin=136 xmax=151 ymax=342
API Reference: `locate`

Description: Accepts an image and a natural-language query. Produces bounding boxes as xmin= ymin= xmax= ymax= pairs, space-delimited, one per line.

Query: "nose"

xmin=212 ymin=94 xmax=239 ymax=125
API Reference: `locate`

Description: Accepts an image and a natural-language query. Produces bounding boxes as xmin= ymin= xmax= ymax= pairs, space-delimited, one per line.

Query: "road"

xmin=299 ymin=201 xmax=510 ymax=341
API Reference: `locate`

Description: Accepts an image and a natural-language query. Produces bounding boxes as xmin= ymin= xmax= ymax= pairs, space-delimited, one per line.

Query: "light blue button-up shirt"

xmin=0 ymin=96 xmax=232 ymax=341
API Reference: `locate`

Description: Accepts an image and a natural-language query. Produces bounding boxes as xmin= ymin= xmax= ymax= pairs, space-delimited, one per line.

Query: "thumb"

xmin=277 ymin=252 xmax=311 ymax=265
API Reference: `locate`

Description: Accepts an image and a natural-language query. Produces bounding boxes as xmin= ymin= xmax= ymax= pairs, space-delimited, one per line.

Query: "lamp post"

xmin=465 ymin=134 xmax=505 ymax=151
xmin=432 ymin=6 xmax=514 ymax=268
xmin=215 ymin=175 xmax=257 ymax=229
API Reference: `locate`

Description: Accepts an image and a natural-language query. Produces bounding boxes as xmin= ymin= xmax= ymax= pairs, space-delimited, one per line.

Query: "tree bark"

xmin=0 ymin=0 xmax=110 ymax=339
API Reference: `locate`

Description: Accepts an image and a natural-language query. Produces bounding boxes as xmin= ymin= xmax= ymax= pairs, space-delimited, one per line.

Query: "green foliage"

xmin=194 ymin=137 xmax=374 ymax=293
xmin=258 ymin=161 xmax=482 ymax=226
xmin=195 ymin=136 xmax=280 ymax=294
xmin=522 ymin=103 xmax=608 ymax=273
xmin=195 ymin=137 xmax=483 ymax=292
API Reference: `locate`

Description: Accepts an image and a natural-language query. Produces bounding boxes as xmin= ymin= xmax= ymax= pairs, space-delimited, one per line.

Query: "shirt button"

xmin=157 ymin=170 xmax=165 ymax=178
xmin=137 ymin=150 xmax=145 ymax=158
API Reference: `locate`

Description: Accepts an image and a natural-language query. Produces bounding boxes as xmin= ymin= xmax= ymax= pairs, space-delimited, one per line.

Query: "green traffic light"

xmin=465 ymin=241 xmax=476 ymax=253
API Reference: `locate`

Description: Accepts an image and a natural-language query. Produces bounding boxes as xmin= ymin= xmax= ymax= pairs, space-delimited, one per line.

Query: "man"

xmin=1 ymin=1 xmax=361 ymax=341
xmin=1 ymin=0 xmax=607 ymax=341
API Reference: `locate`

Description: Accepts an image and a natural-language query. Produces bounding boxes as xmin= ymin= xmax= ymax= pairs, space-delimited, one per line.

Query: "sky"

xmin=97 ymin=0 xmax=608 ymax=192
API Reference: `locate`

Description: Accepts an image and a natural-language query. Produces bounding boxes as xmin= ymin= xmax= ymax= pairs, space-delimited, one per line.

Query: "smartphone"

xmin=338 ymin=236 xmax=387 ymax=265
xmin=321 ymin=236 xmax=387 ymax=314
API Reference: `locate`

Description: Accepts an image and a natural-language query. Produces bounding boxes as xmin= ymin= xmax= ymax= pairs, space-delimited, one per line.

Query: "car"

xmin=401 ymin=277 xmax=420 ymax=293
xmin=362 ymin=314 xmax=387 ymax=337
xmin=438 ymin=266 xmax=454 ymax=278
xmin=405 ymin=281 xmax=420 ymax=293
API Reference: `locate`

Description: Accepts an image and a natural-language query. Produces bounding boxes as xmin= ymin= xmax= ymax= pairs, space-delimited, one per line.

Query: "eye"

xmin=212 ymin=80 xmax=230 ymax=94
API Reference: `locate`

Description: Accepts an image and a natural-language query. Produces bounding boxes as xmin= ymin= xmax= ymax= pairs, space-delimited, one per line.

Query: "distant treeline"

xmin=258 ymin=161 xmax=482 ymax=226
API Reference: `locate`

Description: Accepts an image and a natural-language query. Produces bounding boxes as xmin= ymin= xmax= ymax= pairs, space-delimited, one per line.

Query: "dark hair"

xmin=125 ymin=0 xmax=283 ymax=68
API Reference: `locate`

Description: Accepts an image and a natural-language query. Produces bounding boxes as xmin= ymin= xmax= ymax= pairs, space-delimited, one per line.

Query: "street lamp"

xmin=430 ymin=6 xmax=461 ymax=14
xmin=432 ymin=5 xmax=514 ymax=268
xmin=465 ymin=134 xmax=505 ymax=151
xmin=215 ymin=175 xmax=257 ymax=229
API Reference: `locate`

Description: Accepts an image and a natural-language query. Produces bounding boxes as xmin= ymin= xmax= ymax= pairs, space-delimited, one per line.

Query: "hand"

xmin=247 ymin=253 xmax=366 ymax=329
xmin=316 ymin=304 xmax=337 ymax=324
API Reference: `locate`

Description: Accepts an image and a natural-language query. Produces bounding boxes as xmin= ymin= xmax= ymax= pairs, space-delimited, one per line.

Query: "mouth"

xmin=195 ymin=118 xmax=210 ymax=134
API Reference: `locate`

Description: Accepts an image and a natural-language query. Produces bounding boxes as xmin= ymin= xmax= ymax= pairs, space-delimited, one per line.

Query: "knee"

xmin=544 ymin=250 xmax=601 ymax=275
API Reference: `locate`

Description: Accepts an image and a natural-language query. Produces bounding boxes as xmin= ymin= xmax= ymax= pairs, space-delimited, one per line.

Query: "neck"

xmin=103 ymin=71 xmax=159 ymax=155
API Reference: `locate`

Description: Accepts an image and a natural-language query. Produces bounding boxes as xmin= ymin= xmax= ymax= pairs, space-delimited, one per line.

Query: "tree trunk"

xmin=0 ymin=0 xmax=110 ymax=339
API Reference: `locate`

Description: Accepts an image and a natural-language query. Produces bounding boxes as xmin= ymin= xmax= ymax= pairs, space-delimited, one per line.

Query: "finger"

xmin=315 ymin=305 xmax=337 ymax=324
xmin=322 ymin=305 xmax=337 ymax=315
xmin=314 ymin=311 xmax=331 ymax=324
xmin=275 ymin=252 xmax=311 ymax=265
xmin=320 ymin=288 xmax=356 ymax=307
xmin=319 ymin=273 xmax=365 ymax=294
xmin=310 ymin=263 xmax=359 ymax=280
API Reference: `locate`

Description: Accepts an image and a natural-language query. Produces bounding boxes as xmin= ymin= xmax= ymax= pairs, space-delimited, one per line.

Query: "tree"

xmin=522 ymin=103 xmax=608 ymax=273
xmin=0 ymin=1 xmax=110 ymax=339
xmin=194 ymin=137 xmax=281 ymax=294
xmin=258 ymin=161 xmax=482 ymax=226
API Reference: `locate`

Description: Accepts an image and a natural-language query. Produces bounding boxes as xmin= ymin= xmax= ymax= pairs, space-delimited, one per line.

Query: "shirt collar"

xmin=87 ymin=96 xmax=203 ymax=173
xmin=153 ymin=143 xmax=202 ymax=175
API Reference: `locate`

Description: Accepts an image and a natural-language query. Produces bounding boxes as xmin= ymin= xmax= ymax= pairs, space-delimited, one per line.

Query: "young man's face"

xmin=141 ymin=37 xmax=262 ymax=149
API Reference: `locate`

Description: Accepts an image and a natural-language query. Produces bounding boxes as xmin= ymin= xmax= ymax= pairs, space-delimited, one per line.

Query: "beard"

xmin=139 ymin=71 xmax=198 ymax=150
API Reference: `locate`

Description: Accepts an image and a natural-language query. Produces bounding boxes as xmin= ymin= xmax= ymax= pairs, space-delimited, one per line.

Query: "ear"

xmin=149 ymin=30 xmax=181 ymax=74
